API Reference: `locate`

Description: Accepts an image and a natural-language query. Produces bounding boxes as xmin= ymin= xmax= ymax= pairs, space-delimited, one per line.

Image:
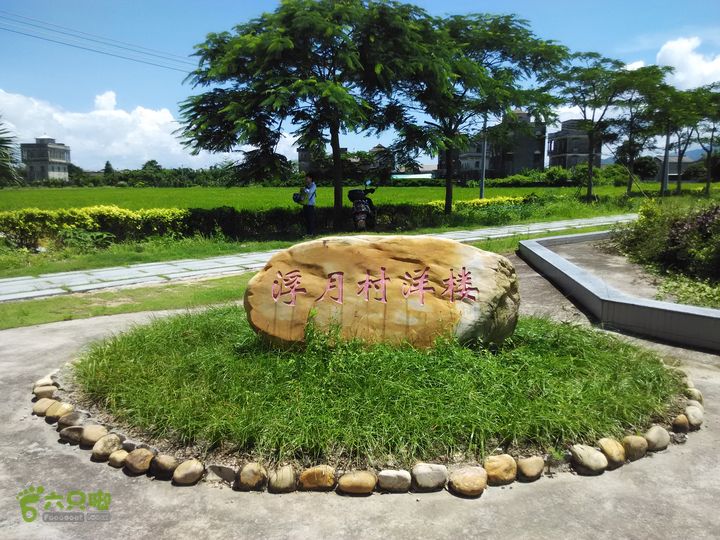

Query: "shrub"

xmin=613 ymin=200 xmax=720 ymax=281
xmin=0 ymin=208 xmax=59 ymax=248
xmin=682 ymin=162 xmax=706 ymax=182
xmin=601 ymin=164 xmax=631 ymax=187
xmin=0 ymin=205 xmax=188 ymax=248
xmin=633 ymin=156 xmax=659 ymax=180
xmin=0 ymin=197 xmax=539 ymax=248
xmin=56 ymin=228 xmax=115 ymax=250
xmin=545 ymin=166 xmax=572 ymax=185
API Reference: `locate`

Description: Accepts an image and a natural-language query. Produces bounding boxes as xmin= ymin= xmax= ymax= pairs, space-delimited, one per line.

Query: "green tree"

xmin=232 ymin=149 xmax=294 ymax=185
xmin=633 ymin=155 xmax=659 ymax=180
xmin=180 ymin=0 xmax=416 ymax=226
xmin=646 ymin=84 xmax=702 ymax=196
xmin=695 ymin=83 xmax=720 ymax=195
xmin=553 ymin=52 xmax=625 ymax=200
xmin=0 ymin=116 xmax=22 ymax=187
xmin=67 ymin=163 xmax=90 ymax=186
xmin=669 ymin=89 xmax=701 ymax=193
xmin=103 ymin=160 xmax=114 ymax=183
xmin=610 ymin=65 xmax=670 ymax=194
xmin=141 ymin=159 xmax=163 ymax=172
xmin=399 ymin=14 xmax=565 ymax=213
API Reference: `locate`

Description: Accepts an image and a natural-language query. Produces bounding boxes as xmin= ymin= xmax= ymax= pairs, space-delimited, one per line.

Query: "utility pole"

xmin=661 ymin=126 xmax=671 ymax=197
xmin=480 ymin=114 xmax=487 ymax=199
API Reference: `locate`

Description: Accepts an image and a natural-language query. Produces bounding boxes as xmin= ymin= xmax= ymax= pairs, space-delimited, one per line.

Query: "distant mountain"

xmin=605 ymin=148 xmax=706 ymax=165
xmin=683 ymin=148 xmax=705 ymax=161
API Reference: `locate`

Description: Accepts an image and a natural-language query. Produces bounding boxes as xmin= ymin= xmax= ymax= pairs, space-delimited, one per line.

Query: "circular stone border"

xmin=28 ymin=366 xmax=705 ymax=498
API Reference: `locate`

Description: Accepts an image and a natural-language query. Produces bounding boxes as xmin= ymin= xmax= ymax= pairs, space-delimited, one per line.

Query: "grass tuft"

xmin=73 ymin=307 xmax=682 ymax=466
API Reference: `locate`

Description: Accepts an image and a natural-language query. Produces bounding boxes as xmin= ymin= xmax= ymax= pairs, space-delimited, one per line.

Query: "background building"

xmin=20 ymin=137 xmax=71 ymax=182
xmin=653 ymin=155 xmax=704 ymax=183
xmin=437 ymin=112 xmax=546 ymax=180
xmin=547 ymin=120 xmax=601 ymax=169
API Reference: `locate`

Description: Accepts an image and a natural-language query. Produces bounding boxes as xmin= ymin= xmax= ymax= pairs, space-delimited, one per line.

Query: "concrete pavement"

xmin=0 ymin=214 xmax=636 ymax=303
xmin=1 ymin=253 xmax=719 ymax=539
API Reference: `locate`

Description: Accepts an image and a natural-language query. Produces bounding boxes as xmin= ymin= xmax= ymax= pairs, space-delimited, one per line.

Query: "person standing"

xmin=301 ymin=172 xmax=316 ymax=236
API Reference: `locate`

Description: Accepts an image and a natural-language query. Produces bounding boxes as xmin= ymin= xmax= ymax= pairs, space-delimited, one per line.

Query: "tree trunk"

xmin=329 ymin=119 xmax=343 ymax=230
xmin=626 ymin=136 xmax=634 ymax=195
xmin=706 ymin=150 xmax=712 ymax=196
xmin=705 ymin=127 xmax=716 ymax=196
xmin=444 ymin=147 xmax=453 ymax=215
xmin=676 ymin=144 xmax=684 ymax=194
xmin=661 ymin=127 xmax=670 ymax=197
xmin=586 ymin=131 xmax=595 ymax=200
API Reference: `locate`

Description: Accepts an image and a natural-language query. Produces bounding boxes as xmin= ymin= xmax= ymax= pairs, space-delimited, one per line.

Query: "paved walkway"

xmin=0 ymin=214 xmax=636 ymax=303
xmin=1 ymin=252 xmax=718 ymax=539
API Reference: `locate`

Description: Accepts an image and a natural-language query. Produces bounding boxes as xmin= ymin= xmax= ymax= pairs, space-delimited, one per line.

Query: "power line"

xmin=0 ymin=14 xmax=196 ymax=67
xmin=0 ymin=8 xmax=195 ymax=64
xmin=0 ymin=25 xmax=191 ymax=73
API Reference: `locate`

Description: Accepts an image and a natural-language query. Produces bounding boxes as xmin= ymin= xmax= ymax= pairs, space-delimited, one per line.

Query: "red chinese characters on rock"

xmin=271 ymin=266 xmax=479 ymax=306
xmin=317 ymin=271 xmax=344 ymax=304
xmin=357 ymin=267 xmax=390 ymax=303
xmin=271 ymin=270 xmax=307 ymax=306
xmin=441 ymin=267 xmax=480 ymax=302
xmin=401 ymin=267 xmax=435 ymax=305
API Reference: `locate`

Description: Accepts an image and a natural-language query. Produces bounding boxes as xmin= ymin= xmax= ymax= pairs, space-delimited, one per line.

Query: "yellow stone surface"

xmin=32 ymin=398 xmax=57 ymax=416
xmin=298 ymin=465 xmax=336 ymax=491
xmin=598 ymin=437 xmax=626 ymax=468
xmin=337 ymin=471 xmax=377 ymax=494
xmin=244 ymin=236 xmax=519 ymax=347
xmin=483 ymin=454 xmax=517 ymax=485
xmin=44 ymin=401 xmax=74 ymax=421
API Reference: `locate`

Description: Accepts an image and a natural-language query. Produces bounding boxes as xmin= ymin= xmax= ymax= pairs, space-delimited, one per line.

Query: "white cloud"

xmin=624 ymin=60 xmax=645 ymax=71
xmin=548 ymin=105 xmax=583 ymax=131
xmin=0 ymin=89 xmax=299 ymax=170
xmin=657 ymin=37 xmax=720 ymax=89
xmin=94 ymin=90 xmax=117 ymax=111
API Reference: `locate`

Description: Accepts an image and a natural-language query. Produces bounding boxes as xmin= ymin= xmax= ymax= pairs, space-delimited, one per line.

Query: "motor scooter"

xmin=347 ymin=180 xmax=376 ymax=231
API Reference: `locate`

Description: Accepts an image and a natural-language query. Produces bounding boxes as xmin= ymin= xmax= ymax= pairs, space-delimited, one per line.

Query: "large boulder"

xmin=244 ymin=236 xmax=519 ymax=347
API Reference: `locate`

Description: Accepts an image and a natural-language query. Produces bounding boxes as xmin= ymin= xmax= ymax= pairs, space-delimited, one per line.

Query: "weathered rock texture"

xmin=298 ymin=465 xmax=336 ymax=491
xmin=483 ymin=454 xmax=517 ymax=485
xmin=244 ymin=236 xmax=519 ymax=347
xmin=516 ymin=456 xmax=545 ymax=481
xmin=337 ymin=471 xmax=377 ymax=495
xmin=377 ymin=469 xmax=411 ymax=493
xmin=448 ymin=467 xmax=488 ymax=497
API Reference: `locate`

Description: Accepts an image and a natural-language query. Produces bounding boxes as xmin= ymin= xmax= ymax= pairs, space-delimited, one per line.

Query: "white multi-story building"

xmin=20 ymin=137 xmax=71 ymax=182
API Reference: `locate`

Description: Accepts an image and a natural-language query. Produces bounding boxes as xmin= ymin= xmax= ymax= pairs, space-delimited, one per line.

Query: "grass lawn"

xmin=73 ymin=308 xmax=682 ymax=465
xmin=0 ymin=183 xmax=673 ymax=211
xmin=657 ymin=274 xmax=720 ymax=309
xmin=0 ymin=274 xmax=250 ymax=330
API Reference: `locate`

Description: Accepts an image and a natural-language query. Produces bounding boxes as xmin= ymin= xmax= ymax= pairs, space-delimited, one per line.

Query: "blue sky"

xmin=1 ymin=0 xmax=719 ymax=170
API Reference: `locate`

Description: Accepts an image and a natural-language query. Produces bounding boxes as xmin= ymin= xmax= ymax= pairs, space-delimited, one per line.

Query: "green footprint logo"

xmin=17 ymin=485 xmax=45 ymax=523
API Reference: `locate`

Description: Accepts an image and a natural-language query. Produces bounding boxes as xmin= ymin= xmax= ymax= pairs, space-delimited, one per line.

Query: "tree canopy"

xmin=695 ymin=83 xmax=720 ymax=194
xmin=610 ymin=65 xmax=671 ymax=193
xmin=178 ymin=0 xmax=718 ymax=212
xmin=552 ymin=52 xmax=625 ymax=199
xmin=396 ymin=13 xmax=566 ymax=212
xmin=181 ymin=0 xmax=411 ymax=225
xmin=179 ymin=2 xmax=566 ymax=219
xmin=0 ymin=115 xmax=21 ymax=187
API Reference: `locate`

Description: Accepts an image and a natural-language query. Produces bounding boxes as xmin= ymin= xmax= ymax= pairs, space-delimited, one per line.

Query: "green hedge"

xmin=613 ymin=201 xmax=720 ymax=281
xmin=0 ymin=206 xmax=190 ymax=248
xmin=0 ymin=197 xmax=535 ymax=249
